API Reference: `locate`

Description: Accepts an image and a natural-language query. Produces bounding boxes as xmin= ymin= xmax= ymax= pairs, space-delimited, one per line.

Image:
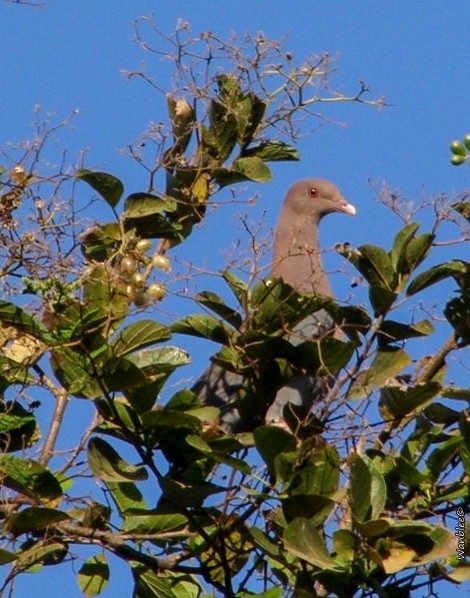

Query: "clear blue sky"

xmin=1 ymin=1 xmax=469 ymax=596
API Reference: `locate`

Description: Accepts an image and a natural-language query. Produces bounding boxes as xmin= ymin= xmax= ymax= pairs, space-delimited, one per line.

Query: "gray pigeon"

xmin=192 ymin=178 xmax=356 ymax=432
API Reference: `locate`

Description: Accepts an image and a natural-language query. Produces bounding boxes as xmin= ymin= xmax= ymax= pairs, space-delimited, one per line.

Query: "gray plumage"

xmin=192 ymin=178 xmax=356 ymax=432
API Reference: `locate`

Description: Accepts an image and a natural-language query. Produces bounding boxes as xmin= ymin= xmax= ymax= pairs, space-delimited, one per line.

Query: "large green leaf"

xmin=0 ymin=301 xmax=54 ymax=345
xmin=390 ymin=222 xmax=420 ymax=272
xmin=356 ymin=244 xmax=396 ymax=290
xmin=404 ymin=233 xmax=434 ymax=272
xmin=87 ymin=437 xmax=148 ymax=482
xmin=349 ymin=349 xmax=412 ymax=400
xmin=407 ymin=260 xmax=469 ymax=295
xmin=287 ymin=446 xmax=340 ymax=497
xmin=171 ymin=315 xmax=233 ymax=344
xmin=185 ymin=434 xmax=251 ymax=473
xmin=231 ymin=156 xmax=272 ymax=183
xmin=124 ymin=193 xmax=177 ymax=218
xmin=254 ymin=426 xmax=297 ymax=477
xmin=284 ymin=518 xmax=339 ymax=569
xmin=241 ymin=141 xmax=299 ymax=162
xmin=222 ymin=270 xmax=249 ymax=307
xmin=195 ymin=291 xmax=242 ymax=329
xmin=379 ymin=381 xmax=441 ymax=418
xmin=378 ymin=319 xmax=434 ymax=345
xmin=78 ymin=554 xmax=110 ymax=597
xmin=0 ymin=401 xmax=37 ymax=452
xmin=50 ymin=348 xmax=103 ymax=399
xmin=14 ymin=540 xmax=68 ymax=571
xmin=207 ymin=98 xmax=238 ymax=161
xmin=106 ymin=481 xmax=147 ymax=513
xmin=5 ymin=507 xmax=69 ymax=536
xmin=0 ymin=454 xmax=62 ymax=503
xmin=122 ymin=505 xmax=187 ymax=534
xmin=76 ymin=169 xmax=124 ymax=208
xmin=111 ymin=320 xmax=171 ymax=357
xmin=348 ymin=452 xmax=386 ymax=523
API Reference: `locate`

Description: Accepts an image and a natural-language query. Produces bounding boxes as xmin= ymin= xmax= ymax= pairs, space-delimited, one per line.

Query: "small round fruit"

xmin=450 ymin=140 xmax=466 ymax=156
xmin=131 ymin=272 xmax=146 ymax=288
xmin=120 ymin=256 xmax=137 ymax=276
xmin=152 ymin=255 xmax=172 ymax=273
xmin=136 ymin=239 xmax=152 ymax=253
xmin=451 ymin=154 xmax=466 ymax=166
xmin=148 ymin=283 xmax=167 ymax=301
xmin=125 ymin=284 xmax=137 ymax=302
xmin=464 ymin=134 xmax=470 ymax=151
xmin=134 ymin=291 xmax=149 ymax=307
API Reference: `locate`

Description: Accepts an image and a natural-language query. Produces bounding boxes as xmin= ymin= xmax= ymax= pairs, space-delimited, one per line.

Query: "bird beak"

xmin=338 ymin=199 xmax=357 ymax=216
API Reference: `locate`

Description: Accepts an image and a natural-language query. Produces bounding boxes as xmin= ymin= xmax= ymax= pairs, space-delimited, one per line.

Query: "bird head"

xmin=284 ymin=178 xmax=356 ymax=222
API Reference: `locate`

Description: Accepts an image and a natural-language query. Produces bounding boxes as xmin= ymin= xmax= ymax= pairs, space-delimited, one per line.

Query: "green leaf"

xmin=231 ymin=156 xmax=272 ymax=183
xmin=106 ymin=481 xmax=147 ymax=513
xmin=195 ymin=291 xmax=242 ymax=329
xmin=223 ymin=270 xmax=249 ymax=307
xmin=284 ymin=518 xmax=339 ymax=569
xmin=283 ymin=494 xmax=335 ymax=526
xmin=0 ymin=455 xmax=62 ymax=503
xmin=208 ymin=99 xmax=238 ymax=161
xmin=76 ymin=169 xmax=124 ymax=208
xmin=50 ymin=348 xmax=103 ymax=399
xmin=378 ymin=319 xmax=434 ymax=345
xmin=380 ymin=381 xmax=441 ymax=418
xmin=407 ymin=260 xmax=469 ymax=295
xmin=241 ymin=141 xmax=300 ymax=162
xmin=250 ymin=277 xmax=331 ymax=334
xmin=0 ymin=301 xmax=54 ymax=345
xmin=404 ymin=233 xmax=434 ymax=272
xmin=123 ymin=505 xmax=187 ymax=534
xmin=111 ymin=320 xmax=171 ymax=357
xmin=369 ymin=285 xmax=397 ymax=317
xmin=390 ymin=222 xmax=420 ymax=271
xmin=5 ymin=507 xmax=69 ymax=536
xmin=127 ymin=346 xmax=190 ymax=373
xmin=87 ymin=437 xmax=148 ymax=482
xmin=349 ymin=349 xmax=412 ymax=400
xmin=78 ymin=554 xmax=110 ymax=597
xmin=15 ymin=540 xmax=67 ymax=570
xmin=171 ymin=315 xmax=233 ymax=344
xmin=235 ymin=92 xmax=266 ymax=146
xmin=0 ymin=401 xmax=37 ymax=452
xmin=254 ymin=425 xmax=297 ymax=477
xmin=425 ymin=435 xmax=462 ymax=481
xmin=124 ymin=193 xmax=177 ymax=218
xmin=357 ymin=244 xmax=396 ymax=290
xmin=348 ymin=452 xmax=386 ymax=522
xmin=424 ymin=402 xmax=460 ymax=425
xmin=0 ymin=548 xmax=17 ymax=564
xmin=185 ymin=434 xmax=251 ymax=473
xmin=287 ymin=446 xmax=341 ymax=497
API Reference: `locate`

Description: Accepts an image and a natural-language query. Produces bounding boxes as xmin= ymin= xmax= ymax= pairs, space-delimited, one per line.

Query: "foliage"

xmin=0 ymin=22 xmax=469 ymax=598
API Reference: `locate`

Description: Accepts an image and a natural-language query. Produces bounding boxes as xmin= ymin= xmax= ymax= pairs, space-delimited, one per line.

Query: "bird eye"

xmin=308 ymin=187 xmax=318 ymax=197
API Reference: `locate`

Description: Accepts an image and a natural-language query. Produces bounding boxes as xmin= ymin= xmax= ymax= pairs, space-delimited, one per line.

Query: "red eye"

xmin=309 ymin=187 xmax=318 ymax=197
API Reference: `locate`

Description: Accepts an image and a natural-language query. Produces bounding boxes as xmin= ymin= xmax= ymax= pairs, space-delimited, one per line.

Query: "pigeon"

xmin=192 ymin=178 xmax=356 ymax=432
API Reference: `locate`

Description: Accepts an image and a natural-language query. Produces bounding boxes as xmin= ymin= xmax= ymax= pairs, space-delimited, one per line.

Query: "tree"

xmin=0 ymin=22 xmax=469 ymax=597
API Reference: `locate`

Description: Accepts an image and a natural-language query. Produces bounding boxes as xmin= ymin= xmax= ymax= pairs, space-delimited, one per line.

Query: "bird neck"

xmin=270 ymin=214 xmax=333 ymax=296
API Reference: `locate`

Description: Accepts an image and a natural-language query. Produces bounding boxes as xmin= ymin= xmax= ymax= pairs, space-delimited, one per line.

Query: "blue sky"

xmin=1 ymin=1 xmax=470 ymax=596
